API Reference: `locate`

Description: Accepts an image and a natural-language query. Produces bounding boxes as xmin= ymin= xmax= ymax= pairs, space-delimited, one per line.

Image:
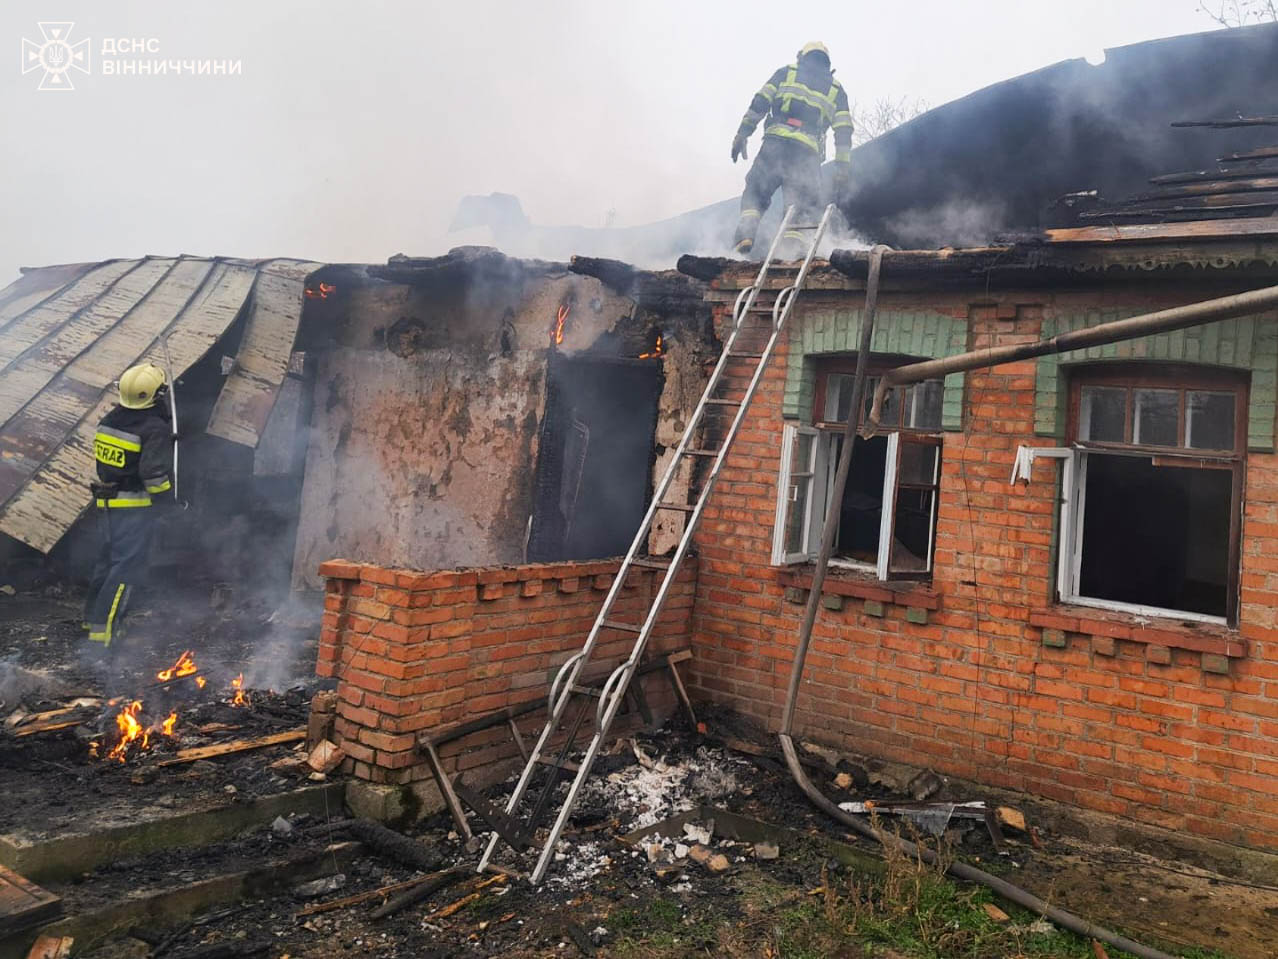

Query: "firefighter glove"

xmin=731 ymin=133 xmax=749 ymax=163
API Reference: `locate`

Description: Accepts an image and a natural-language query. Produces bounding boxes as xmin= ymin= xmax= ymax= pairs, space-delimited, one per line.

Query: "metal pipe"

xmin=780 ymin=245 xmax=887 ymax=733
xmin=864 ymin=281 xmax=1278 ymax=429
xmin=776 ymin=736 xmax=1179 ymax=959
xmin=776 ymin=246 xmax=1180 ymax=959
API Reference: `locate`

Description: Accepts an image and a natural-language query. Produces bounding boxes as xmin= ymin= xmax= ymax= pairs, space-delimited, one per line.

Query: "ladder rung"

xmin=704 ymin=398 xmax=741 ymax=406
xmin=684 ymin=449 xmax=719 ymax=457
xmin=601 ymin=620 xmax=643 ymax=633
xmin=728 ymin=351 xmax=765 ymax=358
xmin=629 ymin=557 xmax=671 ymax=570
xmin=568 ymin=685 xmax=601 ymax=699
xmin=655 ymin=503 xmax=695 ymax=513
xmin=535 ymin=756 xmax=580 ymax=773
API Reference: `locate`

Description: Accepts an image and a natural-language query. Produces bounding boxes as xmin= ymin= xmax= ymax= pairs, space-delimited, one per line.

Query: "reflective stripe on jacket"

xmin=739 ymin=61 xmax=854 ymax=161
xmin=93 ymin=404 xmax=173 ymax=506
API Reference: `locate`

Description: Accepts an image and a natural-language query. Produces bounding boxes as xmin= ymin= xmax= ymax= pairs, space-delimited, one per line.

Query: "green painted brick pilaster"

xmin=783 ymin=307 xmax=969 ymax=429
xmin=1034 ymin=311 xmax=1278 ymax=451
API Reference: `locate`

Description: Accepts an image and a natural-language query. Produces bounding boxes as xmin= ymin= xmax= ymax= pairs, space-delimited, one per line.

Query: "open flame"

xmin=102 ymin=700 xmax=180 ymax=764
xmin=156 ymin=649 xmax=198 ymax=682
xmin=305 ymin=282 xmax=336 ymax=300
xmin=551 ymin=304 xmax=569 ymax=346
xmin=639 ymin=333 xmax=665 ymax=360
xmin=229 ymin=673 xmax=247 ymax=707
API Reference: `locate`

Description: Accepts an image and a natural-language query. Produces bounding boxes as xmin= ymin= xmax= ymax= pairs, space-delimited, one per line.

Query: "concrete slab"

xmin=0 ymin=783 xmax=345 ymax=883
xmin=0 ymin=841 xmax=363 ymax=959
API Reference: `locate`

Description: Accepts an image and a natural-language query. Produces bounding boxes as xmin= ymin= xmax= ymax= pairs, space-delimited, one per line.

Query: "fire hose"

xmin=159 ymin=334 xmax=180 ymax=504
xmin=777 ymin=245 xmax=1180 ymax=959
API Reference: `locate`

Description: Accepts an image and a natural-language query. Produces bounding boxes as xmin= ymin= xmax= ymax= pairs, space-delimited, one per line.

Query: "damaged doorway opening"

xmin=528 ymin=352 xmax=663 ymax=562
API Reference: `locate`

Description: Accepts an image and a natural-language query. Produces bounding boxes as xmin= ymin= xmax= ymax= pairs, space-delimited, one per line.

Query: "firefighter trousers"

xmin=85 ymin=504 xmax=155 ymax=647
xmin=733 ymin=135 xmax=823 ymax=257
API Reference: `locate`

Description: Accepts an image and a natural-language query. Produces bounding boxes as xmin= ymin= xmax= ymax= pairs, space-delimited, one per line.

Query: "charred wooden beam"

xmin=1150 ymin=166 xmax=1278 ymax=185
xmin=1172 ymin=116 xmax=1278 ymax=128
xmin=1220 ymin=145 xmax=1278 ymax=163
xmin=569 ymin=255 xmax=639 ymax=295
xmin=1132 ymin=176 xmax=1278 ymax=201
xmin=676 ymin=254 xmax=737 ymax=283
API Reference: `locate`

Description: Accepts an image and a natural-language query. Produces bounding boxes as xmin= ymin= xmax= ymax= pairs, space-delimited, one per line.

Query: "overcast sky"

xmin=0 ymin=1 xmax=1224 ymax=283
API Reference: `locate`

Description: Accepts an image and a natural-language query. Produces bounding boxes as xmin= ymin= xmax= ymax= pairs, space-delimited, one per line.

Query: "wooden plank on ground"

xmin=156 ymin=728 xmax=305 ymax=766
xmin=13 ymin=719 xmax=81 ymax=738
xmin=0 ymin=864 xmax=62 ymax=937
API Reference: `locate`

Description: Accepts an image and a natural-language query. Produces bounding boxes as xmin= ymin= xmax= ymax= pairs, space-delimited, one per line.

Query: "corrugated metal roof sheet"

xmin=0 ymin=256 xmax=320 ymax=552
xmin=207 ymin=259 xmax=318 ymax=446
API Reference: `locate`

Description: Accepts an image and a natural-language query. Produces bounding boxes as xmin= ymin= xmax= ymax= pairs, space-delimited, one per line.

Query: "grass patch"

xmin=603 ymin=820 xmax=1236 ymax=959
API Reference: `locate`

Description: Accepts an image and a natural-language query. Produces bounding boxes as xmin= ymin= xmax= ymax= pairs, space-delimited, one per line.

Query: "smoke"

xmin=447 ymin=192 xmax=744 ymax=268
xmin=883 ymin=199 xmax=1010 ymax=250
xmin=0 ymin=657 xmax=71 ymax=709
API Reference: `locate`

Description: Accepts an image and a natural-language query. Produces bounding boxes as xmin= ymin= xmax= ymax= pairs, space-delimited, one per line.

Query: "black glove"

xmin=731 ymin=133 xmax=749 ymax=163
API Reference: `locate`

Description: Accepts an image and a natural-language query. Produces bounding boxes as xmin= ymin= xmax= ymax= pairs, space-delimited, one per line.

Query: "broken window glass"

xmin=1052 ymin=367 xmax=1247 ymax=623
xmin=1077 ymin=453 xmax=1231 ymax=618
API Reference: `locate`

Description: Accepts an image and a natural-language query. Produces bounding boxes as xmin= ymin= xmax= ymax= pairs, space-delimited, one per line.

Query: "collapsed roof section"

xmin=0 ymin=256 xmax=320 ymax=552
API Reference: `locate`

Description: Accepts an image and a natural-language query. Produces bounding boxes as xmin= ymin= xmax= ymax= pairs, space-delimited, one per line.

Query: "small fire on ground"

xmin=91 ymin=650 xmax=250 ymax=763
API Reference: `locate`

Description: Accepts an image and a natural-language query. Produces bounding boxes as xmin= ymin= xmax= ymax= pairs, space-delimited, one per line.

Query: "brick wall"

xmin=691 ymin=292 xmax=1278 ymax=852
xmin=317 ymin=557 xmax=698 ymax=785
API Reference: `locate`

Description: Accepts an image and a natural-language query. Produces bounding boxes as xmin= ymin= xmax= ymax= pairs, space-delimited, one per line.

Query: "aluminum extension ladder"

xmin=478 ymin=203 xmax=837 ymax=883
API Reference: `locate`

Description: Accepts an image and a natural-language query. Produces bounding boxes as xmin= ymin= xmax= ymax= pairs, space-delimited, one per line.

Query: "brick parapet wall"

xmin=691 ymin=294 xmax=1278 ymax=851
xmin=318 ymin=557 xmax=698 ymax=785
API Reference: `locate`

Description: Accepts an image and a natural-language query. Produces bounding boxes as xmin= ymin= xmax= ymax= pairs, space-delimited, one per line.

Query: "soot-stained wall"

xmin=291 ymin=251 xmax=711 ymax=589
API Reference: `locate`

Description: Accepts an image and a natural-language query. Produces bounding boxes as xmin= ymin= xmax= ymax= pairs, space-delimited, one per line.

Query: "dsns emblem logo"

xmin=21 ymin=22 xmax=90 ymax=91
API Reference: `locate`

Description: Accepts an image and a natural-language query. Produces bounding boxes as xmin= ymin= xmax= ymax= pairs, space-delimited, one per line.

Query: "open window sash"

xmin=1010 ymin=445 xmax=1078 ymax=604
xmin=880 ymin=433 xmax=942 ymax=580
xmin=772 ymin=423 xmax=826 ymax=565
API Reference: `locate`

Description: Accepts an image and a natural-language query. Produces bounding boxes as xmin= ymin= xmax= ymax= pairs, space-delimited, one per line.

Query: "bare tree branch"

xmin=849 ymin=96 xmax=930 ymax=147
xmin=1197 ymin=0 xmax=1278 ymax=27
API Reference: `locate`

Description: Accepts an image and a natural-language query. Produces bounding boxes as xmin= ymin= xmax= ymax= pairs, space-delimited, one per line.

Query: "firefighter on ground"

xmin=731 ymin=42 xmax=854 ymax=256
xmin=84 ymin=362 xmax=174 ymax=652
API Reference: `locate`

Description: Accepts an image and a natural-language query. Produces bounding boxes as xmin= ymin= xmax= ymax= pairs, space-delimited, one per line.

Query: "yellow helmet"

xmin=118 ymin=363 xmax=167 ymax=409
xmin=798 ymin=41 xmax=830 ymax=61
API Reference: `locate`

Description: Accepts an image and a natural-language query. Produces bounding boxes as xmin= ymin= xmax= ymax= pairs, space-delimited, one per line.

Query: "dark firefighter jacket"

xmin=738 ymin=59 xmax=854 ymax=162
xmin=93 ymin=405 xmax=173 ymax=507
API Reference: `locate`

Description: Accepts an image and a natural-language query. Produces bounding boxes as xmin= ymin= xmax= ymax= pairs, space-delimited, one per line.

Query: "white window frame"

xmin=771 ymin=423 xmax=823 ymax=565
xmin=1011 ymin=444 xmax=1226 ymax=625
xmin=774 ymin=427 xmax=938 ymax=580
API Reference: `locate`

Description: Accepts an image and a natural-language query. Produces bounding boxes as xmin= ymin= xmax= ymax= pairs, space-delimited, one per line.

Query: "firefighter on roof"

xmin=731 ymin=42 xmax=854 ymax=257
xmin=84 ymin=362 xmax=174 ymax=652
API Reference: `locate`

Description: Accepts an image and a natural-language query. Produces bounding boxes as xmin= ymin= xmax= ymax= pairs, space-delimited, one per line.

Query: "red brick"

xmin=319 ymin=559 xmax=364 ymax=580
